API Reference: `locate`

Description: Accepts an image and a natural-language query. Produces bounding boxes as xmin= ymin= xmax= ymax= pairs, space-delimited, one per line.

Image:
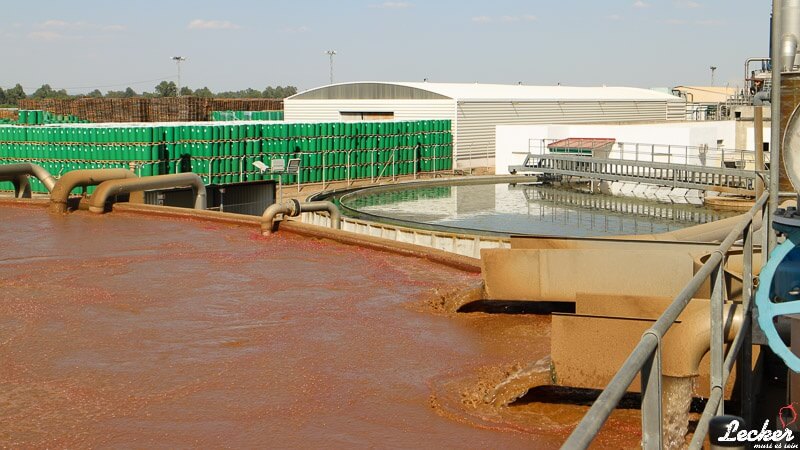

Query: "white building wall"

xmin=456 ymin=100 xmax=682 ymax=169
xmin=284 ymin=99 xmax=455 ymax=123
xmin=495 ymin=121 xmax=739 ymax=174
xmin=744 ymin=126 xmax=772 ymax=150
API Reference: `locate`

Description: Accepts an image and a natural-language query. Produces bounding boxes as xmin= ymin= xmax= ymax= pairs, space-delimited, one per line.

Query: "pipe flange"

xmin=288 ymin=198 xmax=301 ymax=216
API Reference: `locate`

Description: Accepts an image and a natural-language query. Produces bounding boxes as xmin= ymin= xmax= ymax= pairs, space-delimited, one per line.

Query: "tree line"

xmin=0 ymin=82 xmax=298 ymax=107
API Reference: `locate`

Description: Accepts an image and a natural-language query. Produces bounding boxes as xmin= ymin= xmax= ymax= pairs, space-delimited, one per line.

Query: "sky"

xmin=1 ymin=0 xmax=772 ymax=95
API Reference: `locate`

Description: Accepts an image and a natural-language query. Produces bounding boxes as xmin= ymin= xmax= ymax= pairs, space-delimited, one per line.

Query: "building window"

xmin=340 ymin=111 xmax=395 ymax=121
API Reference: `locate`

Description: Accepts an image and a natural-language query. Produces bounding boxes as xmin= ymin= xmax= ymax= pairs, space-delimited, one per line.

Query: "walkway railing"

xmin=522 ymin=139 xmax=759 ymax=169
xmin=563 ymin=191 xmax=768 ymax=449
xmin=510 ymin=140 xmax=763 ymax=195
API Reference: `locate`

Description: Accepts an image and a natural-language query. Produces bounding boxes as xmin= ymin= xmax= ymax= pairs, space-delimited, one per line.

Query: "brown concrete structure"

xmin=481 ymin=248 xmax=707 ymax=302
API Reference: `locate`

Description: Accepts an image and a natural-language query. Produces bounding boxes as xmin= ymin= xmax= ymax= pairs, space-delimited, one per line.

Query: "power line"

xmin=1 ymin=75 xmax=177 ymax=92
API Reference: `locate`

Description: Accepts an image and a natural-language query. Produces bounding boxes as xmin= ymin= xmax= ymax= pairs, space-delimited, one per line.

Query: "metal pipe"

xmin=745 ymin=57 xmax=772 ymax=84
xmin=662 ymin=303 xmax=742 ymax=378
xmin=756 ymin=106 xmax=765 ymax=197
xmin=88 ymin=173 xmax=206 ymax=214
xmin=770 ymin=0 xmax=783 ymax=254
xmin=49 ymin=169 xmax=136 ymax=214
xmin=783 ymin=0 xmax=800 ymax=71
xmin=0 ymin=162 xmax=57 ymax=197
xmin=261 ymin=199 xmax=340 ymax=235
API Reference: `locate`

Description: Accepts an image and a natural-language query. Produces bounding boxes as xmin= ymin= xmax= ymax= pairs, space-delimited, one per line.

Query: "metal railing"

xmin=563 ymin=191 xmax=768 ymax=449
xmin=523 ymin=139 xmax=759 ymax=169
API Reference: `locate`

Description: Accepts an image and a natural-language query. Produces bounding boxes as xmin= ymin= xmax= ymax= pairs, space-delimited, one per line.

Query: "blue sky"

xmin=1 ymin=0 xmax=771 ymax=94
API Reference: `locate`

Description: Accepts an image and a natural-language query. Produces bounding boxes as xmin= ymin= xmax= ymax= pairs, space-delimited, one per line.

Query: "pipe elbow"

xmin=50 ymin=169 xmax=136 ymax=213
xmin=662 ymin=303 xmax=742 ymax=378
xmin=89 ymin=173 xmax=205 ymax=214
xmin=0 ymin=163 xmax=54 ymax=197
xmin=297 ymin=201 xmax=341 ymax=230
xmin=261 ymin=201 xmax=296 ymax=235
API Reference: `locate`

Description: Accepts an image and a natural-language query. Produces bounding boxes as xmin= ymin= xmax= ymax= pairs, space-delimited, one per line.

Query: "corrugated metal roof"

xmin=289 ymin=81 xmax=684 ymax=102
xmin=548 ymin=138 xmax=616 ymax=150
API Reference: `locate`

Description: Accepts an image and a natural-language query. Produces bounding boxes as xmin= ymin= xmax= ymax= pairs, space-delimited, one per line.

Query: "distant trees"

xmin=4 ymin=84 xmax=26 ymax=105
xmin=216 ymin=87 xmax=263 ymax=98
xmin=206 ymin=86 xmax=297 ymax=99
xmin=31 ymin=84 xmax=69 ymax=100
xmin=263 ymin=86 xmax=297 ymax=98
xmin=0 ymin=82 xmax=296 ymax=106
xmin=105 ymin=87 xmax=138 ymax=98
xmin=193 ymin=86 xmax=214 ymax=98
xmin=154 ymin=81 xmax=178 ymax=97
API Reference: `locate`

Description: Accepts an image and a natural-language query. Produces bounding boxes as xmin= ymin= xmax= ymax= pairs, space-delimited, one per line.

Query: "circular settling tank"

xmin=0 ymin=203 xmax=642 ymax=448
xmin=338 ymin=181 xmax=737 ymax=237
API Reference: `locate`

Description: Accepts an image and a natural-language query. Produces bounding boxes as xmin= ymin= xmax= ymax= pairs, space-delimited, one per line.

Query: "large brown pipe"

xmin=50 ymin=169 xmax=136 ymax=213
xmin=662 ymin=302 xmax=743 ymax=378
xmin=0 ymin=163 xmax=57 ymax=198
xmin=88 ymin=173 xmax=207 ymax=213
xmin=261 ymin=199 xmax=341 ymax=235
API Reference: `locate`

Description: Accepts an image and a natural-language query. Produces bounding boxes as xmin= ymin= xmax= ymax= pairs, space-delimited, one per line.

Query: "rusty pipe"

xmin=50 ymin=169 xmax=136 ymax=213
xmin=662 ymin=302 xmax=743 ymax=378
xmin=0 ymin=162 xmax=57 ymax=198
xmin=88 ymin=173 xmax=207 ymax=214
xmin=261 ymin=199 xmax=341 ymax=235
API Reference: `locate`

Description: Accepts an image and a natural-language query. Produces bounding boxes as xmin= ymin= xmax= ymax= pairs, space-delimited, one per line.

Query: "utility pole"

xmin=325 ymin=50 xmax=337 ymax=84
xmin=172 ymin=56 xmax=187 ymax=96
xmin=710 ymin=66 xmax=717 ymax=85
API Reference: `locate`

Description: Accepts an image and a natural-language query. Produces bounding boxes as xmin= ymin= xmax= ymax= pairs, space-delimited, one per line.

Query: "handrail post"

xmin=710 ymin=260 xmax=725 ymax=416
xmin=740 ymin=222 xmax=754 ymax=424
xmin=769 ymin=0 xmax=782 ymax=255
xmin=640 ymin=336 xmax=663 ymax=450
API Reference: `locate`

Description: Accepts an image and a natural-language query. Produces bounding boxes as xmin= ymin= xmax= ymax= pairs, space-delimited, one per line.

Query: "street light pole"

xmin=325 ymin=50 xmax=337 ymax=84
xmin=172 ymin=56 xmax=187 ymax=96
xmin=710 ymin=65 xmax=717 ymax=85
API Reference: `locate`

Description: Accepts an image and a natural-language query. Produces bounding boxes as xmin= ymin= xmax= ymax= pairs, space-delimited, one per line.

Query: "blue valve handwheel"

xmin=756 ymin=229 xmax=800 ymax=372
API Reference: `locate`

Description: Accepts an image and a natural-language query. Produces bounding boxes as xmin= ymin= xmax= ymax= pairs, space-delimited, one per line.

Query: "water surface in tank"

xmin=339 ymin=182 xmax=737 ymax=236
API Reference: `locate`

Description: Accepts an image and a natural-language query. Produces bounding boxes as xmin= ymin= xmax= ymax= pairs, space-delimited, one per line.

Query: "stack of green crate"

xmin=17 ymin=110 xmax=89 ymax=125
xmin=0 ymin=123 xmax=159 ymax=194
xmin=210 ymin=110 xmax=284 ymax=121
xmin=0 ymin=119 xmax=453 ymax=195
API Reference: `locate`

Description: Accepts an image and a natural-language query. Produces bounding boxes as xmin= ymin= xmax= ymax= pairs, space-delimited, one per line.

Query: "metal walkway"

xmin=510 ymin=153 xmax=758 ymax=195
xmin=509 ymin=140 xmax=761 ymax=196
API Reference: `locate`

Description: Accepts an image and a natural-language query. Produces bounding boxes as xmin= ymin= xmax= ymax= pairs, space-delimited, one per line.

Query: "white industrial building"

xmin=284 ymin=81 xmax=686 ymax=168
